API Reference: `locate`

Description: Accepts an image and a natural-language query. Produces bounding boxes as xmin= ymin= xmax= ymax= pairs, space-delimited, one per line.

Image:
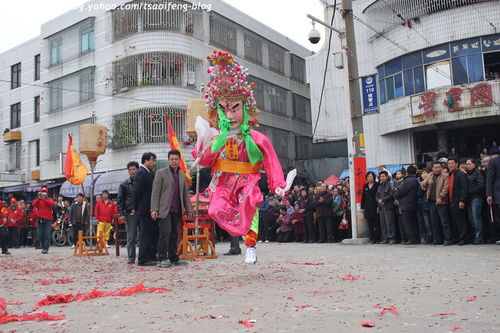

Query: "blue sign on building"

xmin=362 ymin=75 xmax=379 ymax=115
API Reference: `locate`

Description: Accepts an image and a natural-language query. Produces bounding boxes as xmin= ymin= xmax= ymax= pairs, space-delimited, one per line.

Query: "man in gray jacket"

xmin=151 ymin=150 xmax=193 ymax=268
xmin=376 ymin=171 xmax=396 ymax=244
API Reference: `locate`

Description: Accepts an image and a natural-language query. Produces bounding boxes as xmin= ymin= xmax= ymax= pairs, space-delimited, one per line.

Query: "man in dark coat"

xmin=393 ymin=165 xmax=419 ymax=244
xmin=486 ymin=152 xmax=500 ymax=244
xmin=447 ymin=157 xmax=469 ymax=245
xmin=134 ymin=152 xmax=157 ymax=266
xmin=314 ymin=184 xmax=333 ymax=243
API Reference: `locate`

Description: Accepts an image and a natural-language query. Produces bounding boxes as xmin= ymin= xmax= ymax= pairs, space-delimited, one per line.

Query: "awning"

xmin=94 ymin=169 xmax=129 ymax=195
xmin=339 ymin=164 xmax=403 ymax=179
xmin=24 ymin=185 xmax=43 ymax=192
xmin=59 ymin=175 xmax=101 ymax=198
xmin=2 ymin=185 xmax=26 ymax=193
xmin=324 ymin=174 xmax=340 ymax=185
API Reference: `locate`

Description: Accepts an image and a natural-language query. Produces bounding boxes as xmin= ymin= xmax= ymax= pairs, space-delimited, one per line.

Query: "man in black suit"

xmin=393 ymin=165 xmax=419 ymax=244
xmin=448 ymin=157 xmax=469 ymax=245
xmin=134 ymin=152 xmax=157 ymax=266
xmin=486 ymin=152 xmax=500 ymax=244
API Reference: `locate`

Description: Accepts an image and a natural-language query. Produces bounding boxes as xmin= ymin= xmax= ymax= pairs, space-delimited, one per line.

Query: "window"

xmin=10 ymin=103 xmax=21 ymax=129
xmin=268 ymin=43 xmax=285 ymax=75
xmin=293 ymin=94 xmax=311 ymax=122
xmin=484 ymin=51 xmax=500 ymax=80
xmin=50 ymin=38 xmax=62 ymax=66
xmin=29 ymin=140 xmax=40 ymax=168
xmin=290 ymin=54 xmax=306 ymax=83
xmin=8 ymin=142 xmax=21 ymax=170
xmin=49 ymin=81 xmax=63 ymax=112
xmin=34 ymin=54 xmax=40 ymax=81
xmin=80 ymin=23 xmax=95 ymax=54
xmin=80 ymin=68 xmax=95 ymax=102
xmin=34 ymin=96 xmax=40 ymax=122
xmin=11 ymin=63 xmax=21 ymax=89
xmin=244 ymin=31 xmax=263 ymax=65
xmin=209 ymin=12 xmax=237 ymax=53
xmin=426 ymin=61 xmax=451 ymax=90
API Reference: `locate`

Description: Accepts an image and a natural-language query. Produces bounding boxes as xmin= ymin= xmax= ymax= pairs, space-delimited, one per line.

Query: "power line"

xmin=312 ymin=0 xmax=337 ymax=139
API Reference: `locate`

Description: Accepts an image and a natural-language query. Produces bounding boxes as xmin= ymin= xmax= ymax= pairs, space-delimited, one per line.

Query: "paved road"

xmin=1 ymin=242 xmax=499 ymax=332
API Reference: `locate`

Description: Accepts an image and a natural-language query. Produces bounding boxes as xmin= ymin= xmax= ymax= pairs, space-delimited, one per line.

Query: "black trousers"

xmin=8 ymin=227 xmax=19 ymax=248
xmin=303 ymin=214 xmax=315 ymax=242
xmin=138 ymin=214 xmax=158 ymax=264
xmin=401 ymin=211 xmax=418 ymax=243
xmin=366 ymin=217 xmax=381 ymax=242
xmin=450 ymin=204 xmax=468 ymax=243
xmin=258 ymin=213 xmax=270 ymax=241
xmin=317 ymin=216 xmax=334 ymax=242
xmin=229 ymin=236 xmax=241 ymax=252
xmin=0 ymin=227 xmax=9 ymax=253
xmin=277 ymin=230 xmax=294 ymax=242
xmin=72 ymin=223 xmax=88 ymax=245
xmin=157 ymin=212 xmax=181 ymax=262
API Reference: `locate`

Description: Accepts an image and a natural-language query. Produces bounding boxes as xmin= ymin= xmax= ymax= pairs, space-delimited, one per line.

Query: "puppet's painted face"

xmin=221 ymin=99 xmax=244 ymax=130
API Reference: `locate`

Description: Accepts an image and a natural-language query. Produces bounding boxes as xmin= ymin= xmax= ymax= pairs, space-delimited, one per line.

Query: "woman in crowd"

xmin=416 ymin=169 xmax=433 ymax=244
xmin=331 ymin=187 xmax=344 ymax=242
xmin=276 ymin=206 xmax=294 ymax=243
xmin=361 ymin=171 xmax=380 ymax=244
xmin=298 ymin=188 xmax=315 ymax=243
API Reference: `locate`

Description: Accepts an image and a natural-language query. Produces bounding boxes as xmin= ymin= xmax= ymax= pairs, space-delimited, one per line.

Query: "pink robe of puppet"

xmin=193 ymin=129 xmax=285 ymax=236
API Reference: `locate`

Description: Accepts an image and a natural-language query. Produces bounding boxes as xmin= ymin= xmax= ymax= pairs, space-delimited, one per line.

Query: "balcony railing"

xmin=363 ymin=0 xmax=495 ymax=34
xmin=110 ymin=106 xmax=186 ymax=149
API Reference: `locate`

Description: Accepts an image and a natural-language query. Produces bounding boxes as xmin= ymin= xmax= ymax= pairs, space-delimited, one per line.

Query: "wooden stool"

xmin=73 ymin=230 xmax=109 ymax=256
xmin=177 ymin=217 xmax=217 ymax=260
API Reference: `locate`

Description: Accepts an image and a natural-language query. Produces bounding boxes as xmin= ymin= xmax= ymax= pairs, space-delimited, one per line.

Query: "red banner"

xmin=353 ymin=157 xmax=367 ymax=204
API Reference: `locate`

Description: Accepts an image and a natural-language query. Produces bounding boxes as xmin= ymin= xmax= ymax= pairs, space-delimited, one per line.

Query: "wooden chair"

xmin=177 ymin=215 xmax=217 ymax=260
xmin=73 ymin=230 xmax=109 ymax=256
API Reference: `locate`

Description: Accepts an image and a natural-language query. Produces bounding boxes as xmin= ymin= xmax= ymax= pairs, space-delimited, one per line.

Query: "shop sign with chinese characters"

xmin=411 ymin=82 xmax=495 ymax=121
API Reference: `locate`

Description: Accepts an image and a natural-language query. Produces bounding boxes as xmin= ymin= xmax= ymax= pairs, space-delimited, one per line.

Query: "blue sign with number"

xmin=362 ymin=75 xmax=379 ymax=115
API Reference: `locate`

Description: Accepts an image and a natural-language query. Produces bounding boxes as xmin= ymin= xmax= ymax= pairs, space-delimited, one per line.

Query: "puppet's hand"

xmin=275 ymin=187 xmax=285 ymax=198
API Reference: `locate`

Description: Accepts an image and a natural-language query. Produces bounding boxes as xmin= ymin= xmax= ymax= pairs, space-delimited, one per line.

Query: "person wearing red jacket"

xmin=0 ymin=201 xmax=10 ymax=254
xmin=94 ymin=190 xmax=118 ymax=247
xmin=32 ymin=188 xmax=55 ymax=254
xmin=7 ymin=198 xmax=23 ymax=249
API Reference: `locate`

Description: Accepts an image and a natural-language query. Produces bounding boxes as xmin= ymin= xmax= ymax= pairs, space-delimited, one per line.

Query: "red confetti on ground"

xmin=290 ymin=262 xmax=325 ymax=265
xmin=341 ymin=274 xmax=360 ymax=281
xmin=192 ymin=258 xmax=203 ymax=261
xmin=238 ymin=320 xmax=255 ymax=328
xmin=450 ymin=324 xmax=461 ymax=332
xmin=287 ymin=297 xmax=295 ymax=300
xmin=55 ymin=278 xmax=74 ymax=284
xmin=32 ymin=283 xmax=171 ymax=311
xmin=466 ymin=296 xmax=477 ymax=302
xmin=0 ymin=298 xmax=64 ymax=325
xmin=374 ymin=304 xmax=399 ymax=316
xmin=35 ymin=280 xmax=52 ymax=285
xmin=435 ymin=312 xmax=456 ymax=318
xmin=361 ymin=321 xmax=375 ymax=327
xmin=295 ymin=304 xmax=312 ymax=309
xmin=23 ymin=270 xmax=30 ymax=275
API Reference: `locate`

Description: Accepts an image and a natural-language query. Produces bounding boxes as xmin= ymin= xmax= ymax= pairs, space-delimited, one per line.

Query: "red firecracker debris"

xmin=290 ymin=262 xmax=325 ymax=266
xmin=361 ymin=321 xmax=375 ymax=327
xmin=238 ymin=320 xmax=255 ymax=328
xmin=450 ymin=324 xmax=461 ymax=332
xmin=466 ymin=296 xmax=477 ymax=302
xmin=295 ymin=304 xmax=312 ymax=309
xmin=341 ymin=274 xmax=360 ymax=281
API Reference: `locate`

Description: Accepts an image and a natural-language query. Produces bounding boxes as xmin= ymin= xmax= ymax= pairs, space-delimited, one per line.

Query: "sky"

xmin=0 ymin=0 xmax=326 ymax=54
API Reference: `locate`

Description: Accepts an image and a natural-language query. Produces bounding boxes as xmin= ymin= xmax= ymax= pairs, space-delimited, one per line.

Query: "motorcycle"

xmin=51 ymin=213 xmax=73 ymax=246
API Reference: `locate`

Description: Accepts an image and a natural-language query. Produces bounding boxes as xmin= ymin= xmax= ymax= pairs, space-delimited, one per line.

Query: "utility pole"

xmin=309 ymin=0 xmax=366 ymax=238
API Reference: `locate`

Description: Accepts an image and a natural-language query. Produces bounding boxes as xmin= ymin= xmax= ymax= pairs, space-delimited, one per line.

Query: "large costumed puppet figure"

xmin=192 ymin=50 xmax=293 ymax=264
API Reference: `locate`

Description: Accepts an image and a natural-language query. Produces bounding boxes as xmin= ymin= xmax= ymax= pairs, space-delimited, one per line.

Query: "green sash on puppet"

xmin=211 ymin=102 xmax=264 ymax=165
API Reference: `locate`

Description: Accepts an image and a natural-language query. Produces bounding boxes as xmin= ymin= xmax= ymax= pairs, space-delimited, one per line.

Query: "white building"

xmin=308 ymin=0 xmax=500 ymax=175
xmin=0 ymin=0 xmax=312 ymax=198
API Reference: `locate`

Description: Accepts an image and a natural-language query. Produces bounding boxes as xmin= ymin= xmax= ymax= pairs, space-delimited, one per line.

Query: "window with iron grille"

xmin=209 ymin=12 xmax=237 ymax=53
xmin=11 ymin=63 xmax=21 ymax=89
xmin=244 ymin=31 xmax=263 ymax=65
xmin=290 ymin=54 xmax=306 ymax=83
xmin=50 ymin=38 xmax=63 ymax=66
xmin=268 ymin=43 xmax=286 ymax=75
xmin=293 ymin=94 xmax=311 ymax=122
xmin=248 ymin=76 xmax=265 ymax=110
xmin=80 ymin=22 xmax=95 ymax=55
xmin=46 ymin=119 xmax=91 ymax=160
xmin=271 ymin=127 xmax=290 ymax=159
xmin=111 ymin=107 xmax=186 ymax=148
xmin=80 ymin=68 xmax=95 ymax=102
xmin=8 ymin=142 xmax=22 ymax=170
xmin=295 ymin=136 xmax=312 ymax=160
xmin=10 ymin=103 xmax=21 ymax=129
xmin=34 ymin=96 xmax=40 ymax=123
xmin=112 ymin=2 xmax=139 ymax=40
xmin=48 ymin=80 xmax=63 ymax=112
xmin=34 ymin=54 xmax=40 ymax=81
xmin=113 ymin=52 xmax=201 ymax=91
xmin=265 ymin=82 xmax=288 ymax=116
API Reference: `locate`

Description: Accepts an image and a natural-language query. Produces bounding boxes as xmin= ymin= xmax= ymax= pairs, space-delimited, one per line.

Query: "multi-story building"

xmin=308 ymin=0 xmax=500 ymax=174
xmin=0 ymin=0 xmax=312 ymax=197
